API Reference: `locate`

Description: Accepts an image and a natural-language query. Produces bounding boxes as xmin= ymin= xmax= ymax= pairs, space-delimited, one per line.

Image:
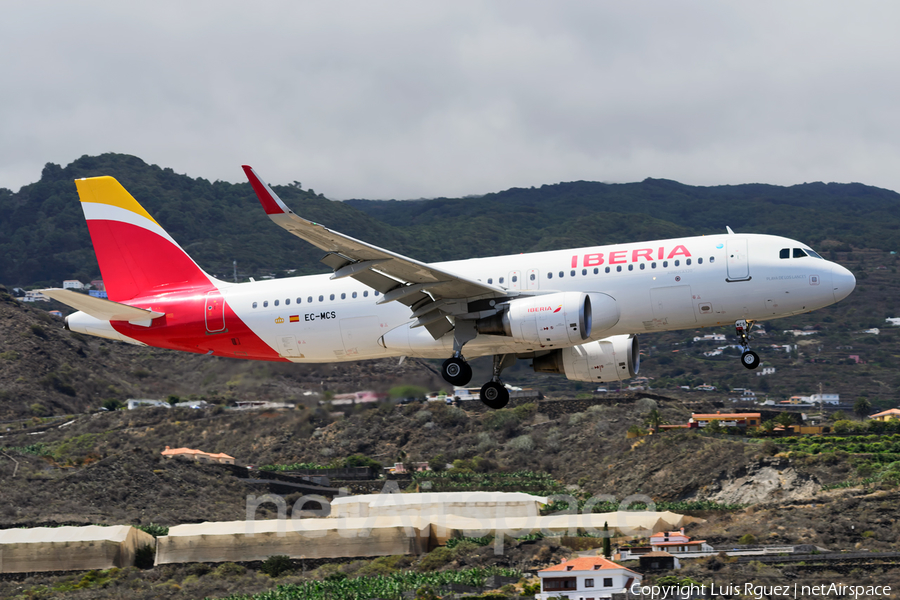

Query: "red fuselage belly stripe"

xmin=108 ymin=291 xmax=288 ymax=362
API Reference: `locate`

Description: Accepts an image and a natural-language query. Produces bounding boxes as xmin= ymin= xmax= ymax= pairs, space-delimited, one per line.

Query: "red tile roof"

xmin=161 ymin=446 xmax=234 ymax=460
xmin=692 ymin=413 xmax=760 ymax=420
xmin=540 ymin=557 xmax=638 ymax=573
xmin=653 ymin=540 xmax=707 ymax=546
xmin=870 ymin=408 xmax=900 ymax=419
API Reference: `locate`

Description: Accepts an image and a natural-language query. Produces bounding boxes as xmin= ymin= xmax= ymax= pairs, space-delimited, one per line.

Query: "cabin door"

xmin=205 ymin=291 xmax=226 ymax=333
xmin=726 ymin=239 xmax=751 ymax=281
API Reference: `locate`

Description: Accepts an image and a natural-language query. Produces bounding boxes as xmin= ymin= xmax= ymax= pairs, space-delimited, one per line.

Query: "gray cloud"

xmin=2 ymin=1 xmax=900 ymax=198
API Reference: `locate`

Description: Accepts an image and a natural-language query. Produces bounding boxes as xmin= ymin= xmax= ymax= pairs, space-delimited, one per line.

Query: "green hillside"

xmin=346 ymin=178 xmax=900 ymax=253
xmin=3 ymin=153 xmax=900 ymax=287
xmin=0 ymin=154 xmax=406 ymax=286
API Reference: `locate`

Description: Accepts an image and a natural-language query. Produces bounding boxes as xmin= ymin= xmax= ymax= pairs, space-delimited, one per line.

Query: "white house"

xmin=810 ymin=393 xmax=840 ymax=405
xmin=756 ymin=367 xmax=776 ymax=376
xmin=649 ymin=529 xmax=714 ymax=554
xmin=62 ymin=280 xmax=85 ymax=290
xmin=22 ymin=290 xmax=49 ymax=302
xmin=126 ymin=399 xmax=170 ymax=410
xmin=693 ymin=334 xmax=726 ymax=342
xmin=537 ymin=556 xmax=642 ymax=600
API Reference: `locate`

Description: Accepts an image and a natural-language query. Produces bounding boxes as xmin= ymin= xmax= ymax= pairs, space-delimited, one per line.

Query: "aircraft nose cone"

xmin=832 ymin=263 xmax=856 ymax=302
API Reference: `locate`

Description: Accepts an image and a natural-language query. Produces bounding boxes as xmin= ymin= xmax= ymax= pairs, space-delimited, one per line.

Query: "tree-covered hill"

xmin=3 ymin=153 xmax=900 ymax=287
xmin=0 ymin=154 xmax=408 ymax=286
xmin=346 ymin=178 xmax=900 ymax=254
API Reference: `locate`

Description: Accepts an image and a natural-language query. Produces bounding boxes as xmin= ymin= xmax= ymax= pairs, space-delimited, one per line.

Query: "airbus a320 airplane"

xmin=43 ymin=168 xmax=856 ymax=409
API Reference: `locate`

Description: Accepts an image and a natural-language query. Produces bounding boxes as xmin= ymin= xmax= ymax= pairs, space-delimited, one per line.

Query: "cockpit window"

xmin=793 ymin=248 xmax=808 ymax=258
xmin=805 ymin=248 xmax=823 ymax=259
xmin=779 ymin=248 xmax=790 ymax=259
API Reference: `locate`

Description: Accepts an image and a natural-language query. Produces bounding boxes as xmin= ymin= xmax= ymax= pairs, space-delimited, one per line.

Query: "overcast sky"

xmin=2 ymin=2 xmax=900 ymax=199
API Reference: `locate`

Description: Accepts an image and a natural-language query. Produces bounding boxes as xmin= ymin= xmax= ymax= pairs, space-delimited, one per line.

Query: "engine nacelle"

xmin=532 ymin=334 xmax=639 ymax=382
xmin=477 ymin=292 xmax=619 ymax=348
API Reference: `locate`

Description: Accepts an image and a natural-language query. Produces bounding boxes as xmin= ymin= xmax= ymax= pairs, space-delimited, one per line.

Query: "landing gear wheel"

xmin=442 ymin=357 xmax=472 ymax=386
xmin=480 ymin=381 xmax=510 ymax=409
xmin=741 ymin=350 xmax=760 ymax=370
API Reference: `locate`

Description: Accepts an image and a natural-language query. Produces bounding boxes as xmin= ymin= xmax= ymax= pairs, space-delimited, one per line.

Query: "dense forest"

xmin=2 ymin=153 xmax=899 ymax=287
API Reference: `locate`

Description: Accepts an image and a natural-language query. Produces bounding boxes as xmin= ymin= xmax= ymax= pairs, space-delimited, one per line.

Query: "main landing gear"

xmin=441 ymin=355 xmax=472 ymax=387
xmin=441 ymin=320 xmax=515 ymax=409
xmin=480 ymin=354 xmax=516 ymax=409
xmin=441 ymin=354 xmax=515 ymax=409
xmin=735 ymin=319 xmax=760 ymax=369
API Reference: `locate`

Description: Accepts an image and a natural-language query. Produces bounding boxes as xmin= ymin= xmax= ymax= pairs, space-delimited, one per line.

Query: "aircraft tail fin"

xmin=74 ymin=176 xmax=214 ymax=302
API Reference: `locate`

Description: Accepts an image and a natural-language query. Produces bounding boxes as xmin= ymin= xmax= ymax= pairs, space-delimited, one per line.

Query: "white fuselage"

xmin=219 ymin=233 xmax=854 ymax=362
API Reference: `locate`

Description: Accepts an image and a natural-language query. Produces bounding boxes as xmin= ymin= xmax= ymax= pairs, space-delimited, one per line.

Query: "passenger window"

xmin=651 ymin=262 xmax=656 ymax=269
xmin=274 ymin=299 xmax=279 ymax=306
xmin=616 ymin=266 xmax=622 ymax=272
xmin=530 ymin=273 xmax=536 ymax=281
xmin=512 ymin=275 xmax=518 ymax=282
xmin=710 ymin=256 xmax=715 ymax=263
xmin=252 ymin=302 xmax=258 ymax=309
xmin=780 ymin=248 xmax=790 ymax=259
xmin=285 ymin=298 xmax=290 ymax=305
xmin=582 ymin=269 xmax=587 ymax=276
xmin=374 ymin=291 xmax=380 ymax=296
xmin=559 ymin=271 xmax=564 ymax=278
xmin=318 ymin=295 xmax=323 ymax=302
xmin=663 ymin=260 xmax=668 ymax=268
xmin=639 ymin=263 xmax=645 ymax=270
xmin=605 ymin=267 xmax=610 ymax=273
xmin=263 ymin=301 xmax=268 ymax=307
xmin=674 ymin=260 xmax=680 ymax=266
xmin=548 ymin=273 xmax=553 ymax=279
xmin=793 ymin=248 xmax=807 ymax=258
xmin=487 ymin=278 xmax=493 ymax=284
xmin=628 ymin=264 xmax=633 ymax=271
xmin=307 ymin=296 xmax=313 ymax=303
xmin=352 ymin=291 xmax=357 ymax=298
xmin=686 ymin=258 xmax=692 ymax=266
xmin=697 ymin=258 xmax=703 ymax=264
xmin=341 ymin=293 xmax=346 ymax=300
xmin=296 ymin=297 xmax=302 ymax=304
xmin=330 ymin=294 xmax=335 ymax=301
xmin=570 ymin=270 xmax=576 ymax=276
xmin=593 ymin=268 xmax=599 ymax=274
xmin=363 ymin=291 xmax=369 ymax=297
xmin=499 ymin=277 xmax=505 ymax=284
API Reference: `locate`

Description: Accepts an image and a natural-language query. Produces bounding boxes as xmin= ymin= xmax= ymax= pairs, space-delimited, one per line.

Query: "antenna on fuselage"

xmin=726 ymin=226 xmax=735 ymax=234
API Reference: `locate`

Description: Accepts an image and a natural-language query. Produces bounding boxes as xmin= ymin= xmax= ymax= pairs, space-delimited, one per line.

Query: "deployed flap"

xmin=242 ymin=165 xmax=505 ymax=304
xmin=40 ymin=289 xmax=165 ymax=322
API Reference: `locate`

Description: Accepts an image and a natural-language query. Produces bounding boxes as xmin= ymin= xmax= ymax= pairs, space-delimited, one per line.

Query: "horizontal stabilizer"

xmin=39 ymin=289 xmax=165 ymax=322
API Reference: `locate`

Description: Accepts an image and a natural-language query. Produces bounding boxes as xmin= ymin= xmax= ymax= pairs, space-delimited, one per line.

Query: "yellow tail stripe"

xmin=75 ymin=176 xmax=159 ymax=226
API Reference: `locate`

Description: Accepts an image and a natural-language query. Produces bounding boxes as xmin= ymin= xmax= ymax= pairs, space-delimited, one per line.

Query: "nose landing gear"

xmin=736 ymin=319 xmax=760 ymax=369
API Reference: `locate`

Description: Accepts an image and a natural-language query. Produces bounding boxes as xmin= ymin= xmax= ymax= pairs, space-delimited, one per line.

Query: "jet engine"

xmin=532 ymin=334 xmax=639 ymax=382
xmin=476 ymin=292 xmax=619 ymax=348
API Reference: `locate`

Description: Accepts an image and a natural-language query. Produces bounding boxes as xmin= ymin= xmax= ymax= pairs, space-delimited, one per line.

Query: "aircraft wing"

xmin=39 ymin=289 xmax=165 ymax=323
xmin=243 ymin=166 xmax=511 ymax=338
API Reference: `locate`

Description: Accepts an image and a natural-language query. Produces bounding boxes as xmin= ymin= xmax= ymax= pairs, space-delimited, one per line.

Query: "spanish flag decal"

xmin=289 ymin=315 xmax=300 ymax=323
